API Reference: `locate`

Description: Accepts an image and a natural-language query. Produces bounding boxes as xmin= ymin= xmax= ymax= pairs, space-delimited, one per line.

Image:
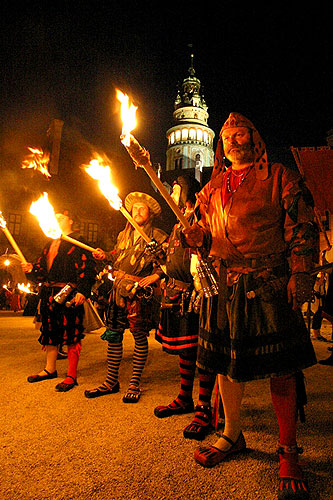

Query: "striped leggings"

xmin=104 ymin=330 xmax=149 ymax=388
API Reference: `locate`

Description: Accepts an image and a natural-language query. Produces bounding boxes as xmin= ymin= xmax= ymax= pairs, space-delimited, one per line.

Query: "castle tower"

xmin=165 ymin=53 xmax=215 ymax=186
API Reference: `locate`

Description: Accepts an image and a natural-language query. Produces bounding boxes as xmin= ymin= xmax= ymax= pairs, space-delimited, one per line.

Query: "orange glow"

xmin=29 ymin=193 xmax=61 ymax=239
xmin=0 ymin=211 xmax=7 ymax=229
xmin=22 ymin=147 xmax=51 ymax=178
xmin=84 ymin=157 xmax=122 ymax=210
xmin=116 ymin=89 xmax=137 ymax=146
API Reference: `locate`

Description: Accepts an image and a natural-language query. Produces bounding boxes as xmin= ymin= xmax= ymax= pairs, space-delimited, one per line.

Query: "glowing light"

xmin=84 ymin=158 xmax=122 ymax=210
xmin=22 ymin=147 xmax=51 ymax=178
xmin=116 ymin=89 xmax=137 ymax=147
xmin=4 ymin=259 xmax=10 ymax=266
xmin=29 ymin=193 xmax=61 ymax=239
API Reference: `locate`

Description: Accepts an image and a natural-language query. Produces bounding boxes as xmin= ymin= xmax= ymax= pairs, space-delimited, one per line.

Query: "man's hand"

xmin=73 ymin=292 xmax=86 ymax=306
xmin=22 ymin=263 xmax=33 ymax=273
xmin=138 ymin=274 xmax=160 ymax=288
xmin=92 ymin=248 xmax=106 ymax=260
xmin=287 ymin=273 xmax=314 ymax=310
xmin=182 ymin=224 xmax=204 ymax=248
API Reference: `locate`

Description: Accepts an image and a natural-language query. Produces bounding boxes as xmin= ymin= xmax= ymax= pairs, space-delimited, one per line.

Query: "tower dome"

xmin=165 ymin=53 xmax=215 ymax=185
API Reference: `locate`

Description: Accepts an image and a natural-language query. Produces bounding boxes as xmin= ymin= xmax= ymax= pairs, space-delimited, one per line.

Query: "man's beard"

xmin=226 ymin=143 xmax=254 ymax=164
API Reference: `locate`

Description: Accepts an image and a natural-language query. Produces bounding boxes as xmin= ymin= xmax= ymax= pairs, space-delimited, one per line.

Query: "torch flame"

xmin=22 ymin=147 xmax=51 ymax=178
xmin=0 ymin=211 xmax=7 ymax=229
xmin=18 ymin=283 xmax=31 ymax=293
xmin=116 ymin=89 xmax=137 ymax=147
xmin=84 ymin=158 xmax=122 ymax=210
xmin=29 ymin=193 xmax=61 ymax=239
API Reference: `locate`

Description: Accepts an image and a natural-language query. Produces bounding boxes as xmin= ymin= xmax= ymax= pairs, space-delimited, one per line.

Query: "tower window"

xmin=175 ymin=158 xmax=183 ymax=170
xmin=189 ymin=129 xmax=196 ymax=140
xmin=8 ymin=213 xmax=22 ymax=236
xmin=197 ymin=129 xmax=203 ymax=141
xmin=175 ymin=130 xmax=181 ymax=142
xmin=182 ymin=128 xmax=188 ymax=141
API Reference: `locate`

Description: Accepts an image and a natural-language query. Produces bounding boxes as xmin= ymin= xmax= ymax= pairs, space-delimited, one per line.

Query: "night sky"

xmin=0 ymin=1 xmax=332 ymax=196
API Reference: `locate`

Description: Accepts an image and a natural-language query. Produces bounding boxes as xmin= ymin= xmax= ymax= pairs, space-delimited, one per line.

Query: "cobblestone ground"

xmin=0 ymin=312 xmax=332 ymax=500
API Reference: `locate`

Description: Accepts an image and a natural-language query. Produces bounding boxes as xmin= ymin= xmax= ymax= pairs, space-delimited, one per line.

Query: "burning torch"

xmin=116 ymin=90 xmax=218 ymax=297
xmin=83 ymin=157 xmax=152 ymax=244
xmin=29 ymin=193 xmax=98 ymax=253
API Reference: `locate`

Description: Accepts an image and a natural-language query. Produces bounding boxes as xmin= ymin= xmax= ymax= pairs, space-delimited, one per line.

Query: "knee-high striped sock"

xmin=174 ymin=354 xmax=196 ymax=406
xmin=190 ymin=368 xmax=216 ymax=426
xmin=104 ymin=341 xmax=123 ymax=389
xmin=129 ymin=331 xmax=148 ymax=387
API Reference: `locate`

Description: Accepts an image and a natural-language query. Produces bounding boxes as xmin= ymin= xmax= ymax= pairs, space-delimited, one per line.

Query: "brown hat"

xmin=211 ymin=112 xmax=268 ymax=185
xmin=124 ymin=192 xmax=161 ymax=217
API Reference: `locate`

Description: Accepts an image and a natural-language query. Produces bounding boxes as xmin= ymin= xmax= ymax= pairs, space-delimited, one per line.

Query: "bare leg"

xmin=213 ymin=374 xmax=245 ymax=450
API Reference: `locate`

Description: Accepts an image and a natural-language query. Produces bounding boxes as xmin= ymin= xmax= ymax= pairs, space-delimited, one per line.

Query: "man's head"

xmin=211 ymin=112 xmax=268 ymax=183
xmin=55 ymin=212 xmax=73 ymax=235
xmin=221 ymin=126 xmax=254 ymax=166
xmin=124 ymin=192 xmax=161 ymax=227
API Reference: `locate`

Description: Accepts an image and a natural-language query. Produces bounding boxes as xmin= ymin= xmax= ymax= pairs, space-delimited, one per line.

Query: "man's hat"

xmin=124 ymin=192 xmax=161 ymax=217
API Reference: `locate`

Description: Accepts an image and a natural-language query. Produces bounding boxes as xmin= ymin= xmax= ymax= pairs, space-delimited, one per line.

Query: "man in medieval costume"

xmin=152 ymin=175 xmax=217 ymax=440
xmin=85 ymin=192 xmax=168 ymax=403
xmin=183 ymin=113 xmax=318 ymax=500
xmin=23 ymin=210 xmax=96 ymax=392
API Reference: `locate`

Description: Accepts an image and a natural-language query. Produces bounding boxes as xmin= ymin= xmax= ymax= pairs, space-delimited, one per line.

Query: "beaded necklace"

xmin=226 ymin=165 xmax=253 ymax=193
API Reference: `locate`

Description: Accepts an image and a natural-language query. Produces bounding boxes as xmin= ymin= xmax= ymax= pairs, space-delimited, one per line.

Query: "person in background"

xmin=152 ymin=175 xmax=216 ymax=440
xmin=22 ymin=210 xmax=96 ymax=392
xmin=183 ymin=113 xmax=318 ymax=500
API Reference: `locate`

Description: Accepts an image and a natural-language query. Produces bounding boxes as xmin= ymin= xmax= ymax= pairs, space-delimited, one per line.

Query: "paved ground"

xmin=0 ymin=311 xmax=332 ymax=500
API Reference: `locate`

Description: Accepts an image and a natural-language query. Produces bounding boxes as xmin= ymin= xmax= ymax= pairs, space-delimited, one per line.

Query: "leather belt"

xmin=113 ymin=270 xmax=142 ymax=282
xmin=162 ymin=277 xmax=191 ymax=292
xmin=44 ymin=282 xmax=73 ymax=288
xmin=224 ymin=252 xmax=287 ymax=271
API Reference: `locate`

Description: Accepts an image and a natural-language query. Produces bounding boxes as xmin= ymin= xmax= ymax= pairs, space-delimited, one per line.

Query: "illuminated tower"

xmin=165 ymin=53 xmax=215 ymax=185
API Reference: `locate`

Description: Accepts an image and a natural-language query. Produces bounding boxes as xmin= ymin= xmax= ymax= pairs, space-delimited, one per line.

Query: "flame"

xmin=29 ymin=193 xmax=61 ymax=239
xmin=0 ymin=211 xmax=7 ymax=229
xmin=84 ymin=158 xmax=122 ymax=210
xmin=116 ymin=89 xmax=137 ymax=147
xmin=18 ymin=283 xmax=32 ymax=294
xmin=22 ymin=147 xmax=51 ymax=178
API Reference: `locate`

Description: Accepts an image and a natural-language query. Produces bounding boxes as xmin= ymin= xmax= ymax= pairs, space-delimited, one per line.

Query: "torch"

xmin=116 ymin=90 xmax=218 ymax=297
xmin=83 ymin=157 xmax=152 ymax=244
xmin=29 ymin=193 xmax=97 ymax=252
xmin=116 ymin=90 xmax=190 ymax=230
xmin=0 ymin=212 xmax=28 ymax=264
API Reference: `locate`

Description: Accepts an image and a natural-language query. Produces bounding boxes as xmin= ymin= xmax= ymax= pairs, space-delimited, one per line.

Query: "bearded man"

xmin=183 ymin=113 xmax=318 ymax=500
xmin=85 ymin=192 xmax=168 ymax=403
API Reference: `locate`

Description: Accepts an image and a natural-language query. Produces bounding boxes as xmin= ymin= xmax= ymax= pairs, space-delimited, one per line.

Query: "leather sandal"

xmin=27 ymin=369 xmax=58 ymax=383
xmin=183 ymin=404 xmax=212 ymax=440
xmin=55 ymin=375 xmax=78 ymax=392
xmin=122 ymin=385 xmax=141 ymax=403
xmin=277 ymin=443 xmax=309 ymax=499
xmin=154 ymin=399 xmax=194 ymax=418
xmin=194 ymin=432 xmax=246 ymax=468
xmin=84 ymin=381 xmax=120 ymax=399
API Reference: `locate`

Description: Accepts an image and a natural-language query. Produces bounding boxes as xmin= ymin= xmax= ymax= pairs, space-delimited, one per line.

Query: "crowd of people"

xmin=19 ymin=113 xmax=332 ymax=500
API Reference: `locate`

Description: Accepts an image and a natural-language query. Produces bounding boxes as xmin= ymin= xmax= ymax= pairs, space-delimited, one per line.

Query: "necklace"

xmin=226 ymin=165 xmax=252 ymax=193
xmin=231 ymin=165 xmax=251 ymax=177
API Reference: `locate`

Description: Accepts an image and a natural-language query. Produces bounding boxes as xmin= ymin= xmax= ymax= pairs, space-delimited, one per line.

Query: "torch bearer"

xmin=0 ymin=212 xmax=28 ymax=264
xmin=29 ymin=193 xmax=98 ymax=252
xmin=83 ymin=158 xmax=152 ymax=244
xmin=116 ymin=90 xmax=218 ymax=297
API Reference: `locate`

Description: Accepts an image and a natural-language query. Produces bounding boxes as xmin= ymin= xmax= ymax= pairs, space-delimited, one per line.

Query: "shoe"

xmin=318 ymin=355 xmax=333 ymax=366
xmin=154 ymin=399 xmax=194 ymax=418
xmin=183 ymin=405 xmax=212 ymax=440
xmin=84 ymin=381 xmax=120 ymax=398
xmin=277 ymin=443 xmax=309 ymax=499
xmin=27 ymin=369 xmax=58 ymax=383
xmin=194 ymin=432 xmax=246 ymax=468
xmin=122 ymin=385 xmax=141 ymax=403
xmin=55 ymin=375 xmax=78 ymax=392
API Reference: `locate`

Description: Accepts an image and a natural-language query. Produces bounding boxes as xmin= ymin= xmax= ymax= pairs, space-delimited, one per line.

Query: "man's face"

xmin=55 ymin=213 xmax=73 ymax=234
xmin=132 ymin=202 xmax=150 ymax=226
xmin=222 ymin=126 xmax=254 ymax=165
